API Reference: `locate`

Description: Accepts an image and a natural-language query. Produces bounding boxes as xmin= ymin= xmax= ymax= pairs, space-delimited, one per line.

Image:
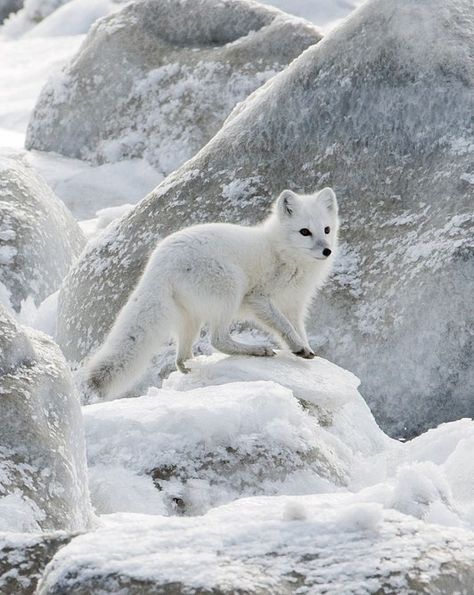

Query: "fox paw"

xmin=293 ymin=347 xmax=316 ymax=359
xmin=177 ymin=361 xmax=192 ymax=374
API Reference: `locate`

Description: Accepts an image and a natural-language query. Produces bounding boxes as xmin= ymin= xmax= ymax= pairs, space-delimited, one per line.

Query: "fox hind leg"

xmin=175 ymin=310 xmax=201 ymax=374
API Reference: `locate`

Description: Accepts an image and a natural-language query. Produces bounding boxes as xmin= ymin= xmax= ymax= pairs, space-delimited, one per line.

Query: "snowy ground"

xmin=1 ymin=0 xmax=474 ymax=592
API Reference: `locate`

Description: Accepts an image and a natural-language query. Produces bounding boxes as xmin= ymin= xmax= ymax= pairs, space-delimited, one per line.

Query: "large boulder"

xmin=36 ymin=496 xmax=474 ymax=594
xmin=0 ymin=306 xmax=92 ymax=532
xmin=83 ymin=354 xmax=390 ymax=515
xmin=0 ymin=153 xmax=85 ymax=313
xmin=25 ymin=0 xmax=321 ymax=175
xmin=57 ymin=0 xmax=474 ymax=438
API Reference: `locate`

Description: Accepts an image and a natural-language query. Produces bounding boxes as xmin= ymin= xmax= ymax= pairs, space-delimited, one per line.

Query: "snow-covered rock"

xmin=0 ymin=305 xmax=91 ymax=532
xmin=0 ymin=153 xmax=84 ymax=313
xmin=26 ymin=0 xmax=321 ymax=174
xmin=83 ymin=354 xmax=390 ymax=516
xmin=57 ymin=0 xmax=474 ymax=438
xmin=36 ymin=496 xmax=474 ymax=594
xmin=0 ymin=0 xmax=22 ymax=23
xmin=0 ymin=532 xmax=72 ymax=595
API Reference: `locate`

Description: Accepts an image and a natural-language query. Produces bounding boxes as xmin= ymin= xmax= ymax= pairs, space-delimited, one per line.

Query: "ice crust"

xmin=0 ymin=306 xmax=92 ymax=533
xmin=57 ymin=0 xmax=474 ymax=437
xmin=0 ymin=152 xmax=85 ymax=313
xmin=26 ymin=0 xmax=321 ymax=176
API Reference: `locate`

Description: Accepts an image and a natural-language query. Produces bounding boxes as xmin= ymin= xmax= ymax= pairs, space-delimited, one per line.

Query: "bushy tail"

xmin=84 ymin=283 xmax=173 ymax=401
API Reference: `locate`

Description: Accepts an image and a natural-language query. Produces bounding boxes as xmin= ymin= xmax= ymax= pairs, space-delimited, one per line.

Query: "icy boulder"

xmin=25 ymin=0 xmax=321 ymax=174
xmin=37 ymin=496 xmax=474 ymax=594
xmin=57 ymin=0 xmax=474 ymax=438
xmin=0 ymin=306 xmax=91 ymax=532
xmin=83 ymin=354 xmax=390 ymax=515
xmin=0 ymin=153 xmax=84 ymax=313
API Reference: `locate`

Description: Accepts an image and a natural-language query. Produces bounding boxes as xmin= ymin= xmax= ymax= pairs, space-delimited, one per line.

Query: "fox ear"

xmin=277 ymin=189 xmax=299 ymax=217
xmin=318 ymin=187 xmax=338 ymax=215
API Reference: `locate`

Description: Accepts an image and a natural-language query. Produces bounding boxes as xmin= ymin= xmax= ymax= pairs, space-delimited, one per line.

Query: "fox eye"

xmin=299 ymin=228 xmax=312 ymax=236
xmin=324 ymin=226 xmax=330 ymax=234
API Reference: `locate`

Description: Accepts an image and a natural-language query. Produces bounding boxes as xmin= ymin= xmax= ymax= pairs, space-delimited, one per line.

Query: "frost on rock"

xmin=0 ymin=532 xmax=72 ymax=595
xmin=0 ymin=153 xmax=85 ymax=314
xmin=0 ymin=305 xmax=92 ymax=532
xmin=36 ymin=497 xmax=474 ymax=594
xmin=83 ymin=354 xmax=390 ymax=516
xmin=25 ymin=0 xmax=321 ymax=175
xmin=57 ymin=0 xmax=474 ymax=438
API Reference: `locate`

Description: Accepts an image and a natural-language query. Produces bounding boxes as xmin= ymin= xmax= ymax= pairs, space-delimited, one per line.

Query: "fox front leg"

xmin=246 ymin=294 xmax=315 ymax=359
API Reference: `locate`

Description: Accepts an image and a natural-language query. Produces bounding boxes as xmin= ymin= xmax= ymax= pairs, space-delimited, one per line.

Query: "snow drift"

xmin=0 ymin=153 xmax=85 ymax=314
xmin=57 ymin=0 xmax=474 ymax=437
xmin=25 ymin=0 xmax=321 ymax=175
xmin=0 ymin=306 xmax=91 ymax=532
xmin=2 ymin=351 xmax=474 ymax=590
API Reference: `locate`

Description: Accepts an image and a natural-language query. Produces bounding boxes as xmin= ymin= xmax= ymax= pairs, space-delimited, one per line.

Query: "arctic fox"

xmin=86 ymin=187 xmax=339 ymax=399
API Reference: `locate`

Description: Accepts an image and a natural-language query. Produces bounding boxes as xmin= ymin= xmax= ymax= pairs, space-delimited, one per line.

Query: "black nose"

xmin=323 ymin=248 xmax=332 ymax=257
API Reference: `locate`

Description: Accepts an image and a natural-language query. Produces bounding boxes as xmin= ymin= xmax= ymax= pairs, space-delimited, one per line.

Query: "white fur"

xmin=86 ymin=188 xmax=339 ymax=399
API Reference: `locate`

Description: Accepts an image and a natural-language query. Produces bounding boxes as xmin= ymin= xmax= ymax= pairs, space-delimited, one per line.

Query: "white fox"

xmin=86 ymin=187 xmax=339 ymax=399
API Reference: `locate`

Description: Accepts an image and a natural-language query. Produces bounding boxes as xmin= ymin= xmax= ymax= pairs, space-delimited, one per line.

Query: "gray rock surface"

xmin=36 ymin=497 xmax=474 ymax=594
xmin=0 ymin=153 xmax=85 ymax=312
xmin=25 ymin=0 xmax=321 ymax=175
xmin=0 ymin=305 xmax=92 ymax=532
xmin=57 ymin=0 xmax=473 ymax=438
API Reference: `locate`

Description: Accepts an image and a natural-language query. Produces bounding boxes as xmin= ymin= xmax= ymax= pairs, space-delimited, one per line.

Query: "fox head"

xmin=273 ymin=187 xmax=339 ymax=262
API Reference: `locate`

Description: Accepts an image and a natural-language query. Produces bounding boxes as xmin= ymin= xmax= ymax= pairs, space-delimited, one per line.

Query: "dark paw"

xmin=293 ymin=348 xmax=316 ymax=359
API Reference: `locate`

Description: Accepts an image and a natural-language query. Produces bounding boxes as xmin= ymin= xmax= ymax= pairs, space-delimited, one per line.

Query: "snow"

xmin=23 ymin=0 xmax=119 ymax=38
xmin=0 ymin=36 xmax=83 ymax=135
xmin=25 ymin=150 xmax=163 ymax=221
xmin=83 ymin=354 xmax=387 ymax=515
xmin=263 ymin=0 xmax=367 ymax=32
xmin=81 ymin=354 xmax=474 ymax=531
xmin=1 ymin=0 xmax=120 ymax=38
xmin=37 ymin=496 xmax=474 ymax=594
